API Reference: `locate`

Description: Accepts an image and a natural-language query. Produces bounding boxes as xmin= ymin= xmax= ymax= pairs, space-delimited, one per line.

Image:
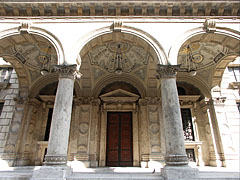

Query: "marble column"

xmin=32 ymin=64 xmax=80 ymax=180
xmin=156 ymin=64 xmax=198 ymax=180
xmin=44 ymin=64 xmax=79 ymax=165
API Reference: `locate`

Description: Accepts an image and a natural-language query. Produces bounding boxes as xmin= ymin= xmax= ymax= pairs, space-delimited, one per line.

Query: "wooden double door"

xmin=106 ymin=112 xmax=133 ymax=167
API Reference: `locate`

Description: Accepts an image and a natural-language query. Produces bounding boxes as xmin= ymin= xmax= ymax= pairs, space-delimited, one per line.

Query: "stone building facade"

xmin=0 ymin=0 xmax=239 ymax=179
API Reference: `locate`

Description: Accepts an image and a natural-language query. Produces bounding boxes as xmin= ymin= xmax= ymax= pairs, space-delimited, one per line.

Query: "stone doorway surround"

xmin=99 ymin=89 xmax=140 ymax=167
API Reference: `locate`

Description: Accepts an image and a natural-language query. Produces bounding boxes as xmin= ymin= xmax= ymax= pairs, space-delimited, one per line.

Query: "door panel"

xmin=106 ymin=112 xmax=133 ymax=167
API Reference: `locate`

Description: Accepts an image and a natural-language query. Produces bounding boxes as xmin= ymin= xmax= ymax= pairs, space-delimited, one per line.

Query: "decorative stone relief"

xmin=79 ymin=122 xmax=89 ymax=135
xmin=10 ymin=122 xmax=20 ymax=134
xmin=203 ymin=19 xmax=216 ymax=32
xmin=88 ymin=41 xmax=151 ymax=74
xmin=134 ymin=67 xmax=146 ymax=81
xmin=54 ymin=64 xmax=81 ymax=79
xmin=146 ymin=97 xmax=161 ymax=105
xmin=178 ymin=42 xmax=231 ymax=70
xmin=92 ymin=68 xmax=106 ymax=81
xmin=7 ymin=43 xmax=57 ymax=71
xmin=156 ymin=64 xmax=180 ymax=79
xmin=78 ymin=144 xmax=87 ymax=153
xmin=148 ymin=105 xmax=161 ymax=154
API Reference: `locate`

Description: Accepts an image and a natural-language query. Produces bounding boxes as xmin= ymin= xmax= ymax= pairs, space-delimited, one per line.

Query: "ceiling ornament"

xmin=8 ymin=43 xmax=57 ymax=72
xmin=178 ymin=42 xmax=231 ymax=73
xmin=88 ymin=41 xmax=151 ymax=75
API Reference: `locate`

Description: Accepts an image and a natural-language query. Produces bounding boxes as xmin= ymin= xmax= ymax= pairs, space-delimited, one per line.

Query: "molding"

xmin=0 ymin=2 xmax=239 ymax=18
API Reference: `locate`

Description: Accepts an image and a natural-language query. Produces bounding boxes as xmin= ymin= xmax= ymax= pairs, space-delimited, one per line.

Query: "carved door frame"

xmin=99 ymin=89 xmax=140 ymax=167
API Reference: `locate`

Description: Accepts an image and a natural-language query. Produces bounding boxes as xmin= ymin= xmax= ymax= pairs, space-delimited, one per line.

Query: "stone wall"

xmin=0 ymin=70 xmax=19 ymax=166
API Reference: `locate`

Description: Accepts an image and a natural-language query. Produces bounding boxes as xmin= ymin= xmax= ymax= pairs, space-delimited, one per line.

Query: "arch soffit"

xmin=29 ymin=73 xmax=82 ymax=98
xmin=176 ymin=74 xmax=211 ymax=98
xmin=168 ymin=26 xmax=240 ymax=65
xmin=0 ymin=25 xmax=66 ymax=93
xmin=0 ymin=55 xmax=29 ymax=93
xmin=0 ymin=26 xmax=65 ymax=65
xmin=71 ymin=24 xmax=168 ymax=66
xmin=92 ymin=74 xmax=147 ymax=98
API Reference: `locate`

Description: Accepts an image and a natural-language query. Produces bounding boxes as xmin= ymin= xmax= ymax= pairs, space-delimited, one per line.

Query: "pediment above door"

xmin=100 ymin=88 xmax=139 ymax=104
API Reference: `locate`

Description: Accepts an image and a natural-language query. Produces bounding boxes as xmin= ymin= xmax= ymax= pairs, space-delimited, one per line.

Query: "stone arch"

xmin=92 ymin=74 xmax=147 ymax=98
xmin=0 ymin=25 xmax=65 ymax=65
xmin=28 ymin=73 xmax=81 ymax=98
xmin=170 ymin=25 xmax=239 ymax=90
xmin=71 ymin=24 xmax=167 ymax=67
xmin=168 ymin=25 xmax=240 ymax=65
xmin=0 ymin=26 xmax=65 ymax=92
xmin=212 ymin=54 xmax=239 ymax=88
xmin=177 ymin=74 xmax=211 ymax=98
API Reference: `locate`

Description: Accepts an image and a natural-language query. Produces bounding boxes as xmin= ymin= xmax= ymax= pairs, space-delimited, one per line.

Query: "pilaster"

xmin=200 ymin=98 xmax=225 ymax=167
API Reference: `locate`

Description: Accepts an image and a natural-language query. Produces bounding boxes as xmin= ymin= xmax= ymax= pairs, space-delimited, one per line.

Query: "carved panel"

xmin=148 ymin=105 xmax=161 ymax=154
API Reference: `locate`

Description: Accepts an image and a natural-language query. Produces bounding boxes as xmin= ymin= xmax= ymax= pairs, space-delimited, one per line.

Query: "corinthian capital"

xmin=156 ymin=64 xmax=180 ymax=79
xmin=54 ymin=64 xmax=82 ymax=79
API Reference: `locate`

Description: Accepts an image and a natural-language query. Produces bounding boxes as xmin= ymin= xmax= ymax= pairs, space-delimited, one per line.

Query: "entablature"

xmin=0 ymin=1 xmax=239 ymax=18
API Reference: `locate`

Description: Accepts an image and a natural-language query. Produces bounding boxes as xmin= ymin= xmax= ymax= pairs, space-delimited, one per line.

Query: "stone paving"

xmin=0 ymin=166 xmax=239 ymax=180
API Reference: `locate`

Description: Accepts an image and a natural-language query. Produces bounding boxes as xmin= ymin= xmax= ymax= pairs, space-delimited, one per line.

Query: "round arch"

xmin=92 ymin=74 xmax=147 ymax=98
xmin=28 ymin=73 xmax=81 ymax=98
xmin=168 ymin=26 xmax=240 ymax=65
xmin=0 ymin=25 xmax=65 ymax=65
xmin=0 ymin=55 xmax=29 ymax=96
xmin=70 ymin=24 xmax=168 ymax=67
xmin=177 ymin=74 xmax=211 ymax=98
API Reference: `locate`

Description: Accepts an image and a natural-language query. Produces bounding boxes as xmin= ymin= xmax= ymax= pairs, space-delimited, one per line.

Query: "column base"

xmin=161 ymin=165 xmax=199 ymax=180
xmin=31 ymin=165 xmax=72 ymax=180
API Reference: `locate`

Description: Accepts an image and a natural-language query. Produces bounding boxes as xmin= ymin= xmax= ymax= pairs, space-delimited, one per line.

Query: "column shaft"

xmin=157 ymin=64 xmax=188 ymax=165
xmin=44 ymin=65 xmax=78 ymax=166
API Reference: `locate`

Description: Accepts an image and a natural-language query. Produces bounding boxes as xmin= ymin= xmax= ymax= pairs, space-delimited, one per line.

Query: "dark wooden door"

xmin=106 ymin=112 xmax=133 ymax=167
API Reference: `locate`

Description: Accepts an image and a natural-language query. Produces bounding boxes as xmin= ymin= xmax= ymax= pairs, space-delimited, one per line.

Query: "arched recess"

xmin=0 ymin=27 xmax=64 ymax=91
xmin=0 ymin=55 xmax=29 ymax=96
xmin=171 ymin=26 xmax=239 ymax=90
xmin=176 ymin=74 xmax=211 ymax=98
xmin=28 ymin=73 xmax=82 ymax=98
xmin=70 ymin=24 xmax=167 ymax=67
xmin=0 ymin=25 xmax=65 ymax=65
xmin=168 ymin=26 xmax=240 ymax=65
xmin=78 ymin=30 xmax=162 ymax=98
xmin=92 ymin=74 xmax=147 ymax=98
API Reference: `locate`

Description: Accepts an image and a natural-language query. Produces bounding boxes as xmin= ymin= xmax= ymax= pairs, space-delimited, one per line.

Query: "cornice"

xmin=0 ymin=1 xmax=239 ymax=18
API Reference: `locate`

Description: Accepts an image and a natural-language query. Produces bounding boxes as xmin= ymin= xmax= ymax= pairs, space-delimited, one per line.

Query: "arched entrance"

xmin=77 ymin=31 xmax=164 ymax=168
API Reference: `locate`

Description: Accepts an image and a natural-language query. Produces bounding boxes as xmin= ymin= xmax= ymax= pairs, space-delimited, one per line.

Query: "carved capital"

xmin=74 ymin=97 xmax=93 ymax=105
xmin=203 ymin=19 xmax=216 ymax=32
xmin=145 ymin=97 xmax=161 ymax=105
xmin=92 ymin=98 xmax=101 ymax=106
xmin=138 ymin=99 xmax=147 ymax=106
xmin=156 ymin=64 xmax=180 ymax=79
xmin=54 ymin=64 xmax=82 ymax=79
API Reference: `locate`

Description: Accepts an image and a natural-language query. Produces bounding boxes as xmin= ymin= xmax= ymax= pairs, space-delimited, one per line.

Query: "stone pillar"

xmin=200 ymin=98 xmax=225 ymax=167
xmin=32 ymin=64 xmax=80 ymax=180
xmin=156 ymin=64 xmax=198 ymax=180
